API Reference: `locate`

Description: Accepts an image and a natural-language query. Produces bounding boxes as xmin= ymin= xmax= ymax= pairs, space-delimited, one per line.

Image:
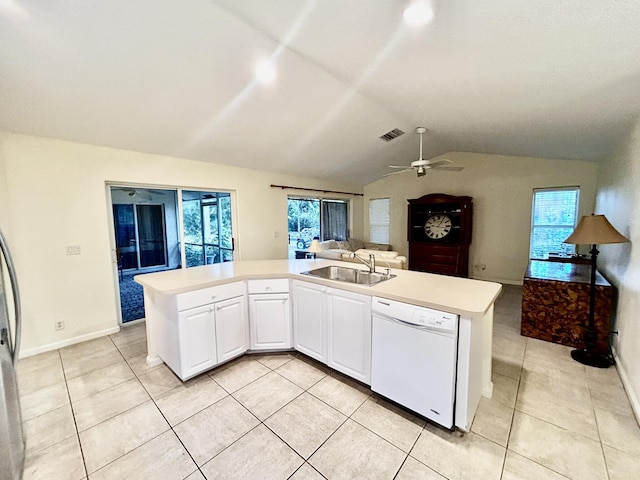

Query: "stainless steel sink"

xmin=300 ymin=265 xmax=396 ymax=286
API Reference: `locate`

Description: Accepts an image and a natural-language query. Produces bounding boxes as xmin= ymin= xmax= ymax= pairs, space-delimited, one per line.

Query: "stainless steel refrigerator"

xmin=0 ymin=228 xmax=24 ymax=480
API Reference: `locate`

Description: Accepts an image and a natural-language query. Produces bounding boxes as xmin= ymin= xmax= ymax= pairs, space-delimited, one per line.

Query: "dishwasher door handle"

xmin=374 ymin=314 xmax=424 ymax=330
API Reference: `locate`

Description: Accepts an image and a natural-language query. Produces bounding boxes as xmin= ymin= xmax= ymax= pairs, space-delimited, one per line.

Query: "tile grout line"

xmin=58 ymin=348 xmax=90 ymax=480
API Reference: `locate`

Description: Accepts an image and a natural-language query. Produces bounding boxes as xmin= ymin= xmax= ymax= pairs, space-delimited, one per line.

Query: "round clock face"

xmin=424 ymin=214 xmax=453 ymax=240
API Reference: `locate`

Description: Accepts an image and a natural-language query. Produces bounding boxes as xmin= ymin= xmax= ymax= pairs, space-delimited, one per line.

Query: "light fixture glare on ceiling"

xmin=403 ymin=1 xmax=434 ymax=26
xmin=255 ymin=59 xmax=276 ymax=83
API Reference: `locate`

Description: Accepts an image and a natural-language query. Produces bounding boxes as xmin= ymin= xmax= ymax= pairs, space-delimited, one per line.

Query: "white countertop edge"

xmin=135 ymin=259 xmax=502 ymax=318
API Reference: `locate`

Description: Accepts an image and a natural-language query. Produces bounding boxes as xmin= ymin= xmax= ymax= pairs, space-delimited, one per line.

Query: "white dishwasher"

xmin=371 ymin=296 xmax=459 ymax=429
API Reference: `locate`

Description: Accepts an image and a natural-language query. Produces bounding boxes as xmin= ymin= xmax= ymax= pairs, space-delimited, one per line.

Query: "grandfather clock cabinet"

xmin=408 ymin=193 xmax=473 ymax=277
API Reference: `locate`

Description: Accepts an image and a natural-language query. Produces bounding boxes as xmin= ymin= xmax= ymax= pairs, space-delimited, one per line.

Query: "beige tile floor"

xmin=17 ymin=285 xmax=640 ymax=479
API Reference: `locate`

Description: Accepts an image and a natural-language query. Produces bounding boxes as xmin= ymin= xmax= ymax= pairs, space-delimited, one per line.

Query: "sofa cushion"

xmin=317 ymin=249 xmax=345 ymax=260
xmin=354 ymin=249 xmax=398 ymax=259
xmin=349 ymin=238 xmax=365 ymax=251
xmin=363 ymin=242 xmax=392 ymax=251
xmin=335 ymin=240 xmax=352 ymax=251
xmin=319 ymin=240 xmax=338 ymax=250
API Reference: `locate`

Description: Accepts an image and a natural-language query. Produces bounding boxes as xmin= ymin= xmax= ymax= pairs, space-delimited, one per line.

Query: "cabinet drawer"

xmin=176 ymin=281 xmax=245 ymax=311
xmin=247 ymin=278 xmax=289 ymax=294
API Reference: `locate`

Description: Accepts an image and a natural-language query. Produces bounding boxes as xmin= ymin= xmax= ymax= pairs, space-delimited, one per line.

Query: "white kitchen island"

xmin=135 ymin=258 xmax=501 ymax=431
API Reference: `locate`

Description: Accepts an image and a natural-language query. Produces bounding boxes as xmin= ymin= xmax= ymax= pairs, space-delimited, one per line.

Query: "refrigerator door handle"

xmin=0 ymin=230 xmax=22 ymax=365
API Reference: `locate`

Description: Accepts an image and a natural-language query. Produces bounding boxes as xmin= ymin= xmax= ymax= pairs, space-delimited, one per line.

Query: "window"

xmin=369 ymin=198 xmax=390 ymax=244
xmin=530 ymin=187 xmax=580 ymax=259
xmin=287 ymin=197 xmax=349 ymax=258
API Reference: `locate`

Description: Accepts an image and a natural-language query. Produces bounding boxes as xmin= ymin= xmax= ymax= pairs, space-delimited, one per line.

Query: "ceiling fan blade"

xmin=384 ymin=169 xmax=413 ymax=176
xmin=388 ymin=165 xmax=414 ymax=169
xmin=424 ymin=160 xmax=452 ymax=168
xmin=432 ymin=166 xmax=464 ymax=171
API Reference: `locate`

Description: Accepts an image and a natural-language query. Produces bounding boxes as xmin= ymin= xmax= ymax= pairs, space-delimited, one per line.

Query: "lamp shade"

xmin=307 ymin=239 xmax=323 ymax=253
xmin=564 ymin=214 xmax=629 ymax=245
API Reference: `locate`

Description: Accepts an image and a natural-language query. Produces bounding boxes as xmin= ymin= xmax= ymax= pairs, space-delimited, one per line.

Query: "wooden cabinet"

xmin=292 ymin=281 xmax=327 ymax=362
xmin=327 ymin=288 xmax=372 ymax=384
xmin=408 ymin=193 xmax=473 ymax=277
xmin=521 ymin=260 xmax=614 ymax=354
xmin=292 ymin=280 xmax=372 ymax=384
xmin=248 ymin=279 xmax=291 ymax=351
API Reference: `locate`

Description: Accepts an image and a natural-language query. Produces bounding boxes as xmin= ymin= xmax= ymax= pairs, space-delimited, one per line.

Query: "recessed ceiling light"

xmin=255 ymin=59 xmax=276 ymax=83
xmin=403 ymin=1 xmax=434 ymax=26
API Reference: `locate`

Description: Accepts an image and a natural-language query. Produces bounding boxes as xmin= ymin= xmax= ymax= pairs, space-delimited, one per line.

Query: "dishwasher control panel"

xmin=411 ymin=310 xmax=457 ymax=331
xmin=372 ymin=297 xmax=458 ymax=333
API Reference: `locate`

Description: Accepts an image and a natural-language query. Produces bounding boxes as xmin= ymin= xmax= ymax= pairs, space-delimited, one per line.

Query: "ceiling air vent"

xmin=379 ymin=128 xmax=405 ymax=142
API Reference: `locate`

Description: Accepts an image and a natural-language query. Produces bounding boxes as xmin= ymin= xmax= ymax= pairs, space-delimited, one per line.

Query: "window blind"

xmin=530 ymin=187 xmax=580 ymax=259
xmin=369 ymin=198 xmax=390 ymax=244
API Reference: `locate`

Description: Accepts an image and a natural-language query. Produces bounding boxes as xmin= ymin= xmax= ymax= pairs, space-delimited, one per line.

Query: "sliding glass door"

xmin=112 ymin=204 xmax=167 ymax=270
xmin=110 ymin=186 xmax=181 ymax=324
xmin=287 ymin=197 xmax=349 ymax=259
xmin=182 ymin=191 xmax=234 ymax=267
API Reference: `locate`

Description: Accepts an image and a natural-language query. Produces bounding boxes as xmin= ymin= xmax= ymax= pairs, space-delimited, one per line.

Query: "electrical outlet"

xmin=474 ymin=263 xmax=487 ymax=271
xmin=54 ymin=320 xmax=64 ymax=331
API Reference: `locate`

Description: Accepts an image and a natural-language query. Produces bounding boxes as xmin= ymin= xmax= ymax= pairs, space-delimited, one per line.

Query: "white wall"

xmin=0 ymin=145 xmax=12 ymax=242
xmin=594 ymin=118 xmax=640 ymax=417
xmin=0 ymin=132 xmax=363 ymax=355
xmin=363 ymin=152 xmax=598 ymax=284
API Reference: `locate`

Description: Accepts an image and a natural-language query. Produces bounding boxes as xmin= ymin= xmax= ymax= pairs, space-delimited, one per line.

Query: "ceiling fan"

xmin=387 ymin=127 xmax=463 ymax=177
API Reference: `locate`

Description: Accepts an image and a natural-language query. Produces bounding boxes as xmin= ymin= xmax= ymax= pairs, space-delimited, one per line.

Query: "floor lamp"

xmin=563 ymin=214 xmax=629 ymax=368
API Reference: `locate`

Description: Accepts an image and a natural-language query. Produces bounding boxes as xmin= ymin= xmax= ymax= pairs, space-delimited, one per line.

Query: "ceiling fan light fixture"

xmin=255 ymin=58 xmax=277 ymax=83
xmin=403 ymin=1 xmax=434 ymax=26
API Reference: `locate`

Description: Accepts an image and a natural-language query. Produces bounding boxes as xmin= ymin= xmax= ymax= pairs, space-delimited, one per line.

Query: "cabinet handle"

xmin=266 ymin=286 xmax=272 ymax=292
xmin=208 ymin=306 xmax=214 ymax=312
xmin=211 ymin=294 xmax=217 ymax=300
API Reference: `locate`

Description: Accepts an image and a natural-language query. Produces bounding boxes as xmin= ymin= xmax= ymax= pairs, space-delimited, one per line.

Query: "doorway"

xmin=110 ymin=187 xmax=181 ymax=323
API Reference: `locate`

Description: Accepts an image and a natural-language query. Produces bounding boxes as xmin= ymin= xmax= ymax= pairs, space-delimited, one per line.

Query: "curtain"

xmin=321 ymin=201 xmax=348 ymax=241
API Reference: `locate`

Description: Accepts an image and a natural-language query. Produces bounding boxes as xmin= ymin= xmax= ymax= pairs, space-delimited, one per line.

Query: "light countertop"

xmin=135 ymin=259 xmax=502 ymax=318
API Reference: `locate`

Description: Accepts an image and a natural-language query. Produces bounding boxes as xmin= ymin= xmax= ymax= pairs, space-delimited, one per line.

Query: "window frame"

xmin=529 ymin=186 xmax=580 ymax=260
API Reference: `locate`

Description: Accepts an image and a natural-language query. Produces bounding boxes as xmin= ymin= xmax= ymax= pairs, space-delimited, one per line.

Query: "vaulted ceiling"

xmin=1 ymin=1 xmax=639 ymax=186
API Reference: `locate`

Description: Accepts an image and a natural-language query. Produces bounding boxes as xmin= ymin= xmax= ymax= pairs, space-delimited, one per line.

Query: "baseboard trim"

xmin=612 ymin=346 xmax=640 ymax=424
xmin=19 ymin=326 xmax=121 ymax=359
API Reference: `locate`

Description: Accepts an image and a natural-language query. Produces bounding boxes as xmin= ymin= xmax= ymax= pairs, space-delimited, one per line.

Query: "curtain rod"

xmin=270 ymin=184 xmax=363 ymax=197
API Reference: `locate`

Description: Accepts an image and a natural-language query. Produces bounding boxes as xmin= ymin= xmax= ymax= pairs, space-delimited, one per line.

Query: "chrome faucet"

xmin=350 ymin=252 xmax=376 ymax=273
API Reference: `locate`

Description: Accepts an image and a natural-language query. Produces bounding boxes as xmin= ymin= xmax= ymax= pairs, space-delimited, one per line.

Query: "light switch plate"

xmin=66 ymin=245 xmax=81 ymax=255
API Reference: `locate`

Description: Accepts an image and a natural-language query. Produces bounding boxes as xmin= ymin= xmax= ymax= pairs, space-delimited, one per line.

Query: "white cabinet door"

xmin=215 ymin=296 xmax=248 ymax=363
xmin=292 ymin=281 xmax=326 ymax=362
xmin=249 ymin=293 xmax=291 ymax=350
xmin=178 ymin=304 xmax=217 ymax=379
xmin=327 ymin=288 xmax=372 ymax=384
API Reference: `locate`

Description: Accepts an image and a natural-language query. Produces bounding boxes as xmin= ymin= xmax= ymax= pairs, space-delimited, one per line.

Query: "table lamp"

xmin=307 ymin=239 xmax=322 ymax=259
xmin=563 ymin=214 xmax=629 ymax=368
